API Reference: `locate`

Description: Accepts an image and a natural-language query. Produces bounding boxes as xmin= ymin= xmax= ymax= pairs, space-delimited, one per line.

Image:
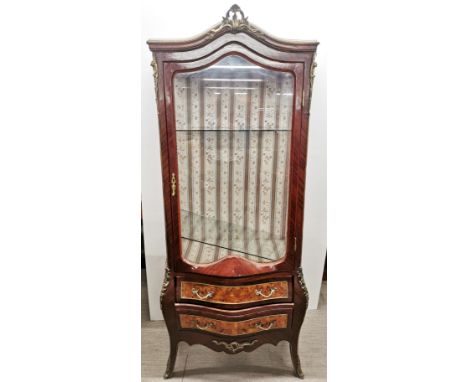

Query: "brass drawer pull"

xmin=195 ymin=321 xmax=215 ymax=330
xmin=171 ymin=173 xmax=177 ymax=196
xmin=192 ymin=288 xmax=214 ymax=300
xmin=255 ymin=286 xmax=277 ymax=298
xmin=255 ymin=320 xmax=275 ymax=331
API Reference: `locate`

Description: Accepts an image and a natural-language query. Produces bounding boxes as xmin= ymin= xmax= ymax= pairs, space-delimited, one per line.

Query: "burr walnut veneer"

xmin=147 ymin=4 xmax=318 ymax=379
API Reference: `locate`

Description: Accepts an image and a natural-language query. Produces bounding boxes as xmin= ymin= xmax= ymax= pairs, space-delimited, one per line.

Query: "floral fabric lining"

xmin=174 ymin=55 xmax=294 ymax=264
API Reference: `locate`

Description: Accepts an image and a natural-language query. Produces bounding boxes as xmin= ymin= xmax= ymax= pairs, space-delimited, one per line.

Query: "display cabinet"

xmin=147 ymin=4 xmax=318 ymax=378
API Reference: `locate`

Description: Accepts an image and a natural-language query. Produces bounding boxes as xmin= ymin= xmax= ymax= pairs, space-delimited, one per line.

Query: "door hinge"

xmin=294 ymin=237 xmax=297 ymax=252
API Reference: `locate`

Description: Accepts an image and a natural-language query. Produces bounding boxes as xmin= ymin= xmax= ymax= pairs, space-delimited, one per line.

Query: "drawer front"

xmin=179 ymin=280 xmax=289 ymax=305
xmin=179 ymin=313 xmax=288 ymax=336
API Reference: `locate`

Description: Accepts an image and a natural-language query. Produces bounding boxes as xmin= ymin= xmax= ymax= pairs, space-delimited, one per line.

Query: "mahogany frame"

xmin=147 ymin=4 xmax=318 ymax=379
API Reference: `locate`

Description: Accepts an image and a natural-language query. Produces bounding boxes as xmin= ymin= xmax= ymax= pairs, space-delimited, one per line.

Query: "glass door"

xmin=172 ymin=55 xmax=294 ymax=265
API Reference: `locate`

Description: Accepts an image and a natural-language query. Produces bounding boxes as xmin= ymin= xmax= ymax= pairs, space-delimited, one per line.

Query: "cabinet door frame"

xmin=152 ymin=33 xmax=314 ymax=277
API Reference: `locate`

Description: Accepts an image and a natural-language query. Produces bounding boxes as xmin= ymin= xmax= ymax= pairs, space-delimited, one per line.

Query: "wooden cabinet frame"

xmin=148 ymin=4 xmax=318 ymax=379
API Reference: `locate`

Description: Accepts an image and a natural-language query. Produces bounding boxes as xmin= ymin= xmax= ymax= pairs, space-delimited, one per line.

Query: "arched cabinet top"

xmin=147 ymin=4 xmax=319 ymax=54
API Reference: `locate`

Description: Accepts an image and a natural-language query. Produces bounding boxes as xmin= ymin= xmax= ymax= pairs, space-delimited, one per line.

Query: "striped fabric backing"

xmin=174 ymin=55 xmax=294 ymax=264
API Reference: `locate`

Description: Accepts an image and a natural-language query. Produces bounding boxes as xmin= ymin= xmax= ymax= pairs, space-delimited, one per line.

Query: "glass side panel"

xmin=173 ymin=55 xmax=294 ymax=264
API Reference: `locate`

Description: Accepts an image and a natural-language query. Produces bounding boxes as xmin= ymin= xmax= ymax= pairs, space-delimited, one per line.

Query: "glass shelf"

xmin=176 ymin=129 xmax=292 ymax=132
xmin=180 ymin=210 xmax=286 ymax=264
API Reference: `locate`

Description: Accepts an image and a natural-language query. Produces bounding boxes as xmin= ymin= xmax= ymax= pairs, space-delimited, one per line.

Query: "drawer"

xmin=179 ymin=313 xmax=288 ymax=336
xmin=178 ymin=280 xmax=290 ymax=305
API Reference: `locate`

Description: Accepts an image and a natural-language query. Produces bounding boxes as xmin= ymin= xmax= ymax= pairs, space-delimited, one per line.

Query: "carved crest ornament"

xmin=208 ymin=4 xmax=264 ymax=39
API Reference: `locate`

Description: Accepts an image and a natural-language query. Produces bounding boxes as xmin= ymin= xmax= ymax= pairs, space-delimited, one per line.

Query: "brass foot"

xmin=295 ymin=367 xmax=304 ymax=379
xmin=163 ymin=371 xmax=172 ymax=379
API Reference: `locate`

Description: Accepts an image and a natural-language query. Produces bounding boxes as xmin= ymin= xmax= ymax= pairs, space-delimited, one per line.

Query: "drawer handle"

xmin=192 ymin=288 xmax=214 ymax=300
xmin=195 ymin=321 xmax=215 ymax=331
xmin=255 ymin=320 xmax=275 ymax=331
xmin=255 ymin=286 xmax=277 ymax=298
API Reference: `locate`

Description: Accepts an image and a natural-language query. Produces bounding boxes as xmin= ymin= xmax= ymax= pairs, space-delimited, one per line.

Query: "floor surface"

xmin=141 ymin=272 xmax=326 ymax=381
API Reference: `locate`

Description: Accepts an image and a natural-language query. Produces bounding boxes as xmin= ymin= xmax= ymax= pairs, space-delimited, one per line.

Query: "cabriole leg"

xmin=289 ymin=338 xmax=304 ymax=379
xmin=163 ymin=340 xmax=178 ymax=379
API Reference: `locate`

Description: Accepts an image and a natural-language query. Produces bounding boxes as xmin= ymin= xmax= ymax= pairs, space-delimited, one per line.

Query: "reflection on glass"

xmin=174 ymin=55 xmax=293 ymax=264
